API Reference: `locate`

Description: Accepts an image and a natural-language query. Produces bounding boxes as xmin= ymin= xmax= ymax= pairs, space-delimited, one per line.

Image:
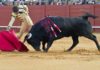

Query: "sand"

xmin=0 ymin=33 xmax=100 ymax=70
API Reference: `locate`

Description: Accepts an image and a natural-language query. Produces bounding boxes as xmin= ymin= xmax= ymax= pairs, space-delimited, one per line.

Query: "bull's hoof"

xmin=64 ymin=49 xmax=72 ymax=52
xmin=98 ymin=49 xmax=100 ymax=52
xmin=42 ymin=47 xmax=46 ymax=52
xmin=43 ymin=49 xmax=48 ymax=53
xmin=97 ymin=46 xmax=100 ymax=52
xmin=35 ymin=49 xmax=41 ymax=51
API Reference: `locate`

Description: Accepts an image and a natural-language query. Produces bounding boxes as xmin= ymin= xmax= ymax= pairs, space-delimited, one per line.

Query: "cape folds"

xmin=0 ymin=30 xmax=28 ymax=52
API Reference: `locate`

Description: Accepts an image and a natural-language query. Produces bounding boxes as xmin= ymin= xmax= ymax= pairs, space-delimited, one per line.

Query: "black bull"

xmin=24 ymin=13 xmax=100 ymax=52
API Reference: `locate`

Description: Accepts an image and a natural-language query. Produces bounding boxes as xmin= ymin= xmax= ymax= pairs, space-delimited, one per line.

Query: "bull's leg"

xmin=67 ymin=36 xmax=79 ymax=52
xmin=42 ymin=41 xmax=46 ymax=51
xmin=44 ymin=41 xmax=53 ymax=52
xmin=84 ymin=34 xmax=100 ymax=51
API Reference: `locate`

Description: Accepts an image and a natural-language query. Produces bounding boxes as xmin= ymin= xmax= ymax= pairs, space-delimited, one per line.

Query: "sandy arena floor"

xmin=0 ymin=33 xmax=100 ymax=70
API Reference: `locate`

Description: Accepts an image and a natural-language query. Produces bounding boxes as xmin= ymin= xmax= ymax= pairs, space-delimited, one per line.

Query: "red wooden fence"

xmin=0 ymin=5 xmax=100 ymax=32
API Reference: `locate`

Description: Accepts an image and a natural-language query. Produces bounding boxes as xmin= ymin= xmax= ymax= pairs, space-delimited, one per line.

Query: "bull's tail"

xmin=81 ymin=13 xmax=98 ymax=20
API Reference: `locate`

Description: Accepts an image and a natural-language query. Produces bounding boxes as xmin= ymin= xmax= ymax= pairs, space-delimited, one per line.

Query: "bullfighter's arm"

xmin=7 ymin=13 xmax=16 ymax=30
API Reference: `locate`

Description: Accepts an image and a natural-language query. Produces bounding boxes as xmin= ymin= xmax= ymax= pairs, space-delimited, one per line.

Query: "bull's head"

xmin=24 ymin=33 xmax=41 ymax=51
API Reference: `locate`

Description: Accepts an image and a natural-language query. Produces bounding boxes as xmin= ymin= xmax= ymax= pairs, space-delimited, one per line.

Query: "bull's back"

xmin=49 ymin=16 xmax=92 ymax=36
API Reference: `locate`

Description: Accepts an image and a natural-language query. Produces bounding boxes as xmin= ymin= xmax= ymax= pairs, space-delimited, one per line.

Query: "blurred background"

xmin=0 ymin=0 xmax=100 ymax=32
xmin=0 ymin=0 xmax=100 ymax=6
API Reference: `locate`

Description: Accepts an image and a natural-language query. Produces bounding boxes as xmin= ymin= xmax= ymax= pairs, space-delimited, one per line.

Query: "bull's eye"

xmin=27 ymin=33 xmax=32 ymax=39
